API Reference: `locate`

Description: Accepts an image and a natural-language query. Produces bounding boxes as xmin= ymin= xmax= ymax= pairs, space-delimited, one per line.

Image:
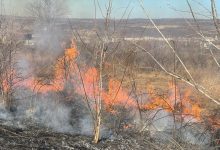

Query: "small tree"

xmin=0 ymin=16 xmax=21 ymax=110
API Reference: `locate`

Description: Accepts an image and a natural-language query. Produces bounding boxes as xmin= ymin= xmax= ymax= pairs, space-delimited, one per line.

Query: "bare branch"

xmin=131 ymin=42 xmax=220 ymax=105
xmin=138 ymin=0 xmax=197 ymax=87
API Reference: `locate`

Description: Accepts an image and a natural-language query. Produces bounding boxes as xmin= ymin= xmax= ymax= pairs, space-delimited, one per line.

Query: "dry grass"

xmin=115 ymin=68 xmax=220 ymax=112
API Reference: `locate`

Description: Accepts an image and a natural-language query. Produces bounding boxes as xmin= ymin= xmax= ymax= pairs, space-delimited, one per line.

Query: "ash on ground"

xmin=0 ymin=118 xmax=214 ymax=150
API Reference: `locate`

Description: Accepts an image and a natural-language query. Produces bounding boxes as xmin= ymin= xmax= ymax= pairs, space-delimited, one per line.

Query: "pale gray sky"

xmin=2 ymin=0 xmax=217 ymax=19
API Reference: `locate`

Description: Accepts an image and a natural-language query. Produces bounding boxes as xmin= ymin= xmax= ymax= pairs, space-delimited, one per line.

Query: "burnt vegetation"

xmin=0 ymin=0 xmax=219 ymax=149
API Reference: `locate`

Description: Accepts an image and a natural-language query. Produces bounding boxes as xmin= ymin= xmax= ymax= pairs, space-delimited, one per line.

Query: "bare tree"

xmin=26 ymin=0 xmax=67 ymax=28
xmin=0 ymin=15 xmax=22 ymax=110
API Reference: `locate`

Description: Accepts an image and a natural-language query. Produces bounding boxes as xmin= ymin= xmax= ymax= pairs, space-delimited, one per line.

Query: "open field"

xmin=0 ymin=2 xmax=220 ymax=148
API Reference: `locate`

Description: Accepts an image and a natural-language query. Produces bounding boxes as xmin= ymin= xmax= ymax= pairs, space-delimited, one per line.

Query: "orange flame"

xmin=75 ymin=67 xmax=99 ymax=100
xmin=102 ymin=79 xmax=135 ymax=112
xmin=18 ymin=39 xmax=205 ymax=123
xmin=142 ymin=82 xmax=203 ymax=121
xmin=22 ymin=40 xmax=78 ymax=93
xmin=7 ymin=38 xmax=219 ymax=130
xmin=2 ymin=70 xmax=17 ymax=93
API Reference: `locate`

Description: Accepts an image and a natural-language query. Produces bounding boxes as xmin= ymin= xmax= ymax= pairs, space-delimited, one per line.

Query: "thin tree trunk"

xmin=93 ymin=43 xmax=105 ymax=143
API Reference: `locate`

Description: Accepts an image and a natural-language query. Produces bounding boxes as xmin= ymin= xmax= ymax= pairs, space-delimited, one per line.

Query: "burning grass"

xmin=0 ymin=37 xmax=219 ymax=149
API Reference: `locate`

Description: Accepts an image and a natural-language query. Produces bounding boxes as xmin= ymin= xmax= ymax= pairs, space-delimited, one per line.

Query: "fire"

xmin=19 ymin=38 xmax=204 ymax=122
xmin=22 ymin=40 xmax=78 ymax=93
xmin=75 ymin=70 xmax=135 ymax=113
xmin=21 ymin=39 xmax=136 ymax=114
xmin=54 ymin=39 xmax=78 ymax=81
xmin=2 ymin=70 xmax=17 ymax=93
xmin=2 ymin=77 xmax=11 ymax=93
xmin=52 ymin=40 xmax=78 ymax=90
xmin=64 ymin=39 xmax=78 ymax=61
xmin=22 ymin=77 xmax=63 ymax=93
xmin=123 ymin=124 xmax=133 ymax=129
xmin=18 ymin=38 xmax=219 ymax=129
xmin=75 ymin=67 xmax=99 ymax=100
xmin=142 ymin=82 xmax=203 ymax=122
xmin=102 ymin=79 xmax=135 ymax=112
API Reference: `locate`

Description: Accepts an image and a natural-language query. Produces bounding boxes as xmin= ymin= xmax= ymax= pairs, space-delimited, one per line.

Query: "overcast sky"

xmin=3 ymin=0 xmax=219 ymax=19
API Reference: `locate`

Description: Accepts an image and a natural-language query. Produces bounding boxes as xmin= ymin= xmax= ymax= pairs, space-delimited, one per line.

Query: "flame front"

xmin=16 ymin=39 xmax=219 ymax=129
xmin=142 ymin=82 xmax=203 ymax=122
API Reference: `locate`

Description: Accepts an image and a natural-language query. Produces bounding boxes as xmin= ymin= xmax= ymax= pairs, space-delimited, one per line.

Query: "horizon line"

xmin=1 ymin=15 xmax=212 ymax=20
